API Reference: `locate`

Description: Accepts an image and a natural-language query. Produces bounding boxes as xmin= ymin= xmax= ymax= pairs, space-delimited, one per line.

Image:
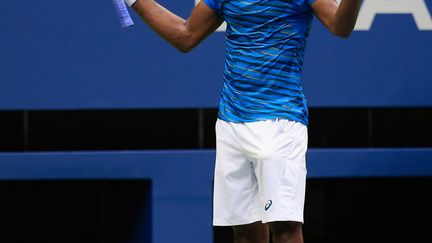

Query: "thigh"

xmin=233 ymin=221 xmax=269 ymax=243
xmin=268 ymin=221 xmax=303 ymax=235
xmin=268 ymin=221 xmax=303 ymax=243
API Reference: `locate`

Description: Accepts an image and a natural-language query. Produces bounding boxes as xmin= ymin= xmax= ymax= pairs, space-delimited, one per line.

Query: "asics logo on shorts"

xmin=265 ymin=200 xmax=273 ymax=211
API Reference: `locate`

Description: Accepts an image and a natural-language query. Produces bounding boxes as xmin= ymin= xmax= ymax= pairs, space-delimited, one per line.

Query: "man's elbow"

xmin=329 ymin=22 xmax=354 ymax=38
xmin=330 ymin=27 xmax=353 ymax=39
xmin=172 ymin=37 xmax=195 ymax=53
xmin=176 ymin=45 xmax=194 ymax=53
xmin=332 ymin=29 xmax=352 ymax=38
xmin=174 ymin=30 xmax=197 ymax=53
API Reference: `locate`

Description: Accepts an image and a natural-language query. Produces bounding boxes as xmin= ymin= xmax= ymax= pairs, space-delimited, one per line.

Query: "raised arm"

xmin=311 ymin=0 xmax=362 ymax=38
xmin=128 ymin=0 xmax=223 ymax=52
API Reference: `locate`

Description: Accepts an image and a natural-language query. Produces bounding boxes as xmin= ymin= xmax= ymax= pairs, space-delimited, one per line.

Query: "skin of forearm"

xmin=132 ymin=0 xmax=193 ymax=52
xmin=332 ymin=0 xmax=362 ymax=37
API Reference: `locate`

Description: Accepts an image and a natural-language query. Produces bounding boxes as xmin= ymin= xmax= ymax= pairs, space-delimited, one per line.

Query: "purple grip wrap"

xmin=113 ymin=0 xmax=134 ymax=28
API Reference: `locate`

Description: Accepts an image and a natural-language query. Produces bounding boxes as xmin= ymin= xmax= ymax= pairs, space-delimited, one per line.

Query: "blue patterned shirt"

xmin=204 ymin=0 xmax=315 ymax=126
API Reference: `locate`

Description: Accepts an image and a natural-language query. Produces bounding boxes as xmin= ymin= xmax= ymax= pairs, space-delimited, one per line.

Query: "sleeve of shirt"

xmin=202 ymin=0 xmax=220 ymax=14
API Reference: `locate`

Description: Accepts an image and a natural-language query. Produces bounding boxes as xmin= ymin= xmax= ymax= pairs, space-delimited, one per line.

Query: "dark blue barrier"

xmin=0 ymin=151 xmax=215 ymax=243
xmin=1 ymin=149 xmax=432 ymax=243
xmin=1 ymin=1 xmax=432 ymax=109
xmin=1 ymin=149 xmax=431 ymax=179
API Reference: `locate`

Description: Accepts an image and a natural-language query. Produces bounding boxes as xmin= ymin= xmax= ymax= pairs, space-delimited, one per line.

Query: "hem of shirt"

xmin=217 ymin=114 xmax=308 ymax=127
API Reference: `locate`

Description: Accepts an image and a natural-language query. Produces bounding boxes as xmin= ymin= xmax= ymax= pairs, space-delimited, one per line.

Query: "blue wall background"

xmin=1 ymin=0 xmax=431 ymax=109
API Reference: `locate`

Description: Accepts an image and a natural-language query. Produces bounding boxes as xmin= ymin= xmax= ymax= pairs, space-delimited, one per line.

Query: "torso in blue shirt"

xmin=204 ymin=0 xmax=315 ymax=126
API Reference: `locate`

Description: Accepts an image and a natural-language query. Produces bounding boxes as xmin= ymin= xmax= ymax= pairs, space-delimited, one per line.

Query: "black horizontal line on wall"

xmin=0 ymin=108 xmax=431 ymax=152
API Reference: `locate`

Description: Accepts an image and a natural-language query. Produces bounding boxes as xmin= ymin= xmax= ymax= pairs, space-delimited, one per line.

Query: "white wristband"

xmin=125 ymin=0 xmax=137 ymax=7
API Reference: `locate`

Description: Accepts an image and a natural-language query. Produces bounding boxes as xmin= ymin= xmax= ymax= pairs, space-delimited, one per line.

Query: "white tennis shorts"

xmin=213 ymin=118 xmax=308 ymax=226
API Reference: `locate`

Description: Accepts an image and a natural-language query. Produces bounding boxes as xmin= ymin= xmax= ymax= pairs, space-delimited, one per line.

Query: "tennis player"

xmin=124 ymin=0 xmax=361 ymax=242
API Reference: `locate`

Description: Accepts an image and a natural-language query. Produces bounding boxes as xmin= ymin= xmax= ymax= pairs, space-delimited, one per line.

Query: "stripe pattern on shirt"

xmin=203 ymin=0 xmax=315 ymax=126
